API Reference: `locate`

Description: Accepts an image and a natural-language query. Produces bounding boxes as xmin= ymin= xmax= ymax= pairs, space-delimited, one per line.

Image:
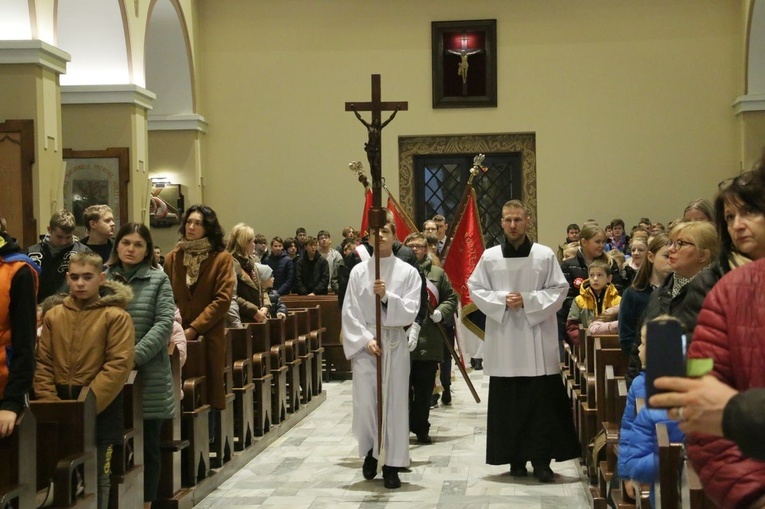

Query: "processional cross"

xmin=345 ymin=74 xmax=408 ymax=452
xmin=346 ymin=75 xmax=408 ymax=212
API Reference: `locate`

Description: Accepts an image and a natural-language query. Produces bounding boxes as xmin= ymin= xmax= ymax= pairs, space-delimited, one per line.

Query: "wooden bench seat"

xmin=268 ymin=318 xmax=289 ymax=424
xmin=0 ymin=408 xmax=36 ymax=509
xmin=283 ymin=313 xmax=303 ymax=413
xmin=108 ymin=371 xmax=144 ymax=509
xmin=31 ymin=387 xmax=98 ymax=509
xmin=154 ymin=344 xmax=192 ymax=509
xmin=282 ymin=295 xmax=347 ymax=381
xmin=247 ymin=323 xmax=274 ymax=437
xmin=180 ymin=338 xmax=211 ymax=487
xmin=227 ymin=327 xmax=255 ymax=450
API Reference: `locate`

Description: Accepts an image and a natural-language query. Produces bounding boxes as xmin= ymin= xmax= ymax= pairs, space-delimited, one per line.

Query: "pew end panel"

xmin=31 ymin=387 xmax=98 ymax=509
xmin=0 ymin=408 xmax=36 ymax=509
xmin=156 ymin=345 xmax=192 ymax=508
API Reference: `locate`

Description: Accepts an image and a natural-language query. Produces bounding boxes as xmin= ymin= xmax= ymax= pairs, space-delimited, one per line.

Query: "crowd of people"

xmin=1 ymin=156 xmax=765 ymax=505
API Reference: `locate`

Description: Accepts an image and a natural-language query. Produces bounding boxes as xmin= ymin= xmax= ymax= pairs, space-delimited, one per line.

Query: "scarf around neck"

xmin=179 ymin=237 xmax=212 ymax=287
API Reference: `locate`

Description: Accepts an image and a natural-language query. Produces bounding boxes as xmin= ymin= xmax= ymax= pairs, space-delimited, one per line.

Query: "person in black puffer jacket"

xmin=266 ymin=236 xmax=294 ymax=296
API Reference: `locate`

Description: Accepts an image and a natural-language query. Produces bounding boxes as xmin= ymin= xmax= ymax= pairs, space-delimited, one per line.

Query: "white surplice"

xmin=467 ymin=243 xmax=568 ymax=377
xmin=342 ymin=254 xmax=421 ymax=467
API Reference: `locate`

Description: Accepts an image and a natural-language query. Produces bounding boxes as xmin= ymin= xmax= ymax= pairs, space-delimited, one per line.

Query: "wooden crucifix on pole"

xmin=345 ymin=74 xmax=408 ymax=453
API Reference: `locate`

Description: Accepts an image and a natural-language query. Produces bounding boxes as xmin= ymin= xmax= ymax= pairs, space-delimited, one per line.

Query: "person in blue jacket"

xmin=618 ymin=320 xmax=685 ymax=506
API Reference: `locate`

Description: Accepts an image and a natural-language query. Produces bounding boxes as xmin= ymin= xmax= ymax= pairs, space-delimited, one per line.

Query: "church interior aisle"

xmin=194 ymin=370 xmax=591 ymax=508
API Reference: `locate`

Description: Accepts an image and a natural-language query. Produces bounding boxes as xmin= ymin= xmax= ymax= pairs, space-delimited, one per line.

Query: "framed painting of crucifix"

xmin=431 ymin=19 xmax=497 ymax=109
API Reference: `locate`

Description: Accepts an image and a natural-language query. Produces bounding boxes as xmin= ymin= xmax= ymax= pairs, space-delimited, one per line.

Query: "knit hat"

xmin=255 ymin=263 xmax=273 ymax=281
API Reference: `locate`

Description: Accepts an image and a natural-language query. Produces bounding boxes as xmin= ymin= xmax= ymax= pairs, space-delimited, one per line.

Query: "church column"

xmin=0 ymin=40 xmax=70 ymax=239
xmin=147 ymin=114 xmax=208 ymax=252
xmin=733 ymin=94 xmax=765 ymax=169
xmin=61 ymin=85 xmax=156 ymax=226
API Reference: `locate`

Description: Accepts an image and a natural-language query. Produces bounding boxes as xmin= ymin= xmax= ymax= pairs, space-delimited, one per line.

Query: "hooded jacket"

xmin=107 ymin=262 xmax=175 ymax=420
xmin=26 ymin=237 xmax=90 ymax=302
xmin=0 ymin=232 xmax=39 ymax=414
xmin=34 ymin=279 xmax=135 ymax=415
xmin=266 ymin=251 xmax=294 ymax=296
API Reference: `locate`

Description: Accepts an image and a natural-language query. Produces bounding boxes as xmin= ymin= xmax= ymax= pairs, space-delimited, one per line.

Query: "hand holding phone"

xmin=645 ymin=318 xmax=687 ymax=407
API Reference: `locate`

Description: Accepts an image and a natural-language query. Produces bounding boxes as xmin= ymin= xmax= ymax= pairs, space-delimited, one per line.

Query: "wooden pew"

xmin=580 ymin=332 xmax=620 ymax=467
xmin=594 ymin=337 xmax=626 ymax=440
xmin=227 ymin=328 xmax=255 ymax=451
xmin=109 ymin=371 xmax=144 ymax=509
xmin=594 ymin=338 xmax=628 ymax=498
xmin=686 ymin=459 xmax=714 ymax=509
xmin=31 ymin=387 xmax=98 ymax=509
xmin=599 ymin=372 xmax=629 ymax=507
xmin=306 ymin=305 xmax=325 ymax=395
xmin=180 ymin=338 xmax=210 ymax=487
xmin=209 ymin=333 xmax=235 ymax=468
xmin=154 ymin=344 xmax=192 ymax=509
xmin=656 ymin=422 xmax=682 ymax=509
xmin=294 ymin=308 xmax=314 ymax=404
xmin=283 ymin=312 xmax=303 ymax=413
xmin=268 ymin=318 xmax=289 ymax=424
xmin=247 ymin=322 xmax=274 ymax=434
xmin=0 ymin=408 xmax=36 ymax=509
xmin=281 ymin=294 xmax=347 ymax=381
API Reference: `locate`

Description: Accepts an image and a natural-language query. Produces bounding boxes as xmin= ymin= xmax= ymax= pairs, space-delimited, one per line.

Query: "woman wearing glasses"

xmin=625 ymin=220 xmax=718 ymax=385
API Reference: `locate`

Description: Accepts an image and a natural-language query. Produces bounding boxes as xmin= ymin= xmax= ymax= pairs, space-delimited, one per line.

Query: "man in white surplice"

xmin=468 ymin=200 xmax=580 ymax=483
xmin=342 ymin=220 xmax=421 ymax=489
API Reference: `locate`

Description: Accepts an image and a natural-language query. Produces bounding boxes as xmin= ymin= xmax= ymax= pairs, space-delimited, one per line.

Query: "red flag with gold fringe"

xmin=442 ymin=189 xmax=486 ymax=345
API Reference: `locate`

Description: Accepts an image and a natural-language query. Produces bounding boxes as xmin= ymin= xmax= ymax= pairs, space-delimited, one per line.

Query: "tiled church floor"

xmin=195 ymin=369 xmax=592 ymax=509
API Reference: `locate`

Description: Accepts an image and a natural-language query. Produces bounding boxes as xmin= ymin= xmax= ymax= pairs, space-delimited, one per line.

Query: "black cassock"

xmin=486 ymin=375 xmax=580 ymax=465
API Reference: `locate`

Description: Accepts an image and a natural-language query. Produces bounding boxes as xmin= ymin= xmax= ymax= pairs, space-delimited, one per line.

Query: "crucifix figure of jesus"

xmin=345 ymin=75 xmax=408 ymax=209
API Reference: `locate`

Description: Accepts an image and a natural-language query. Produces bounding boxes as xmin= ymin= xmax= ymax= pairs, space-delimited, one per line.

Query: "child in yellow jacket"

xmin=566 ymin=259 xmax=621 ymax=345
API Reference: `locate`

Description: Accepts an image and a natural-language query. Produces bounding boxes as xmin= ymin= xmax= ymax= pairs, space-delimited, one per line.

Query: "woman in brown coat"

xmin=164 ymin=204 xmax=234 ymax=410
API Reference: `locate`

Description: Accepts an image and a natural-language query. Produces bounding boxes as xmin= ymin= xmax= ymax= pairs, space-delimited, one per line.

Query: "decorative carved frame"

xmin=63 ymin=147 xmax=130 ymax=234
xmin=398 ymin=132 xmax=538 ymax=240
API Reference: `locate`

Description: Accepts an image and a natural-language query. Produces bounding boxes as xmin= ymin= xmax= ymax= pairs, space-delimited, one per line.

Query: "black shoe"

xmin=430 ymin=394 xmax=439 ymax=408
xmin=509 ymin=465 xmax=528 ymax=477
xmin=362 ymin=449 xmax=377 ymax=480
xmin=416 ymin=433 xmax=432 ymax=444
xmin=533 ymin=466 xmax=554 ymax=483
xmin=442 ymin=389 xmax=452 ymax=406
xmin=382 ymin=465 xmax=401 ymax=489
xmin=473 ymin=359 xmax=483 ymax=370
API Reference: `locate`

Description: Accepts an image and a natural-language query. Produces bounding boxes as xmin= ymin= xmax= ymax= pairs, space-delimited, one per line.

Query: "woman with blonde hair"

xmin=625 ymin=220 xmax=718 ymax=385
xmin=226 ymin=223 xmax=270 ymax=323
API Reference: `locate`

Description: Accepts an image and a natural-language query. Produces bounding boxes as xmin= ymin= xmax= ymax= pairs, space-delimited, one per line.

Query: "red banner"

xmin=359 ymin=188 xmax=373 ymax=237
xmin=387 ymin=196 xmax=413 ymax=242
xmin=442 ymin=189 xmax=486 ymax=339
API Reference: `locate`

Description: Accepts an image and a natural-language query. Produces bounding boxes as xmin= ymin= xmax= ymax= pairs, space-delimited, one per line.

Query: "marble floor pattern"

xmin=195 ymin=369 xmax=592 ymax=509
